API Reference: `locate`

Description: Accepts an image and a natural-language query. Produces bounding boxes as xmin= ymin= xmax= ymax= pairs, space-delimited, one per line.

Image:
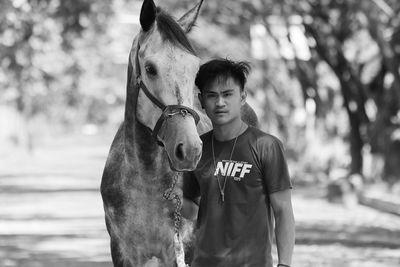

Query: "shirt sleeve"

xmin=258 ymin=136 xmax=292 ymax=194
xmin=183 ymin=171 xmax=201 ymax=200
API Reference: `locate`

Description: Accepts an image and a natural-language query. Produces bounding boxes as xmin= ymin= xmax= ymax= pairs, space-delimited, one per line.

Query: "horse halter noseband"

xmin=135 ymin=44 xmax=200 ymax=146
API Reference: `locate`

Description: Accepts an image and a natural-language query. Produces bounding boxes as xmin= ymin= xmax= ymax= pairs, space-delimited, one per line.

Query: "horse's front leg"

xmin=107 ymin=222 xmax=147 ymax=267
xmin=105 ymin=215 xmax=132 ymax=267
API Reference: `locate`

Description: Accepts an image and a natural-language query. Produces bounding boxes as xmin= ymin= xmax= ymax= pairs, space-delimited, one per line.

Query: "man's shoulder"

xmin=246 ymin=126 xmax=283 ymax=146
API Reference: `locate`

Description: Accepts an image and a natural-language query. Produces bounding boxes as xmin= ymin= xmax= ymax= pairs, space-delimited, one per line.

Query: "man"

xmin=182 ymin=59 xmax=295 ymax=267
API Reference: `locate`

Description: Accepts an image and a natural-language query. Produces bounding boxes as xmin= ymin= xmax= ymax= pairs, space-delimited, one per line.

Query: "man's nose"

xmin=216 ymin=96 xmax=225 ymax=106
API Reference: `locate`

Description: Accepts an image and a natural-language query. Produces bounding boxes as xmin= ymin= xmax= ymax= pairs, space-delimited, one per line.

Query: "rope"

xmin=163 ymin=172 xmax=189 ymax=267
xmin=163 ymin=172 xmax=182 ymax=234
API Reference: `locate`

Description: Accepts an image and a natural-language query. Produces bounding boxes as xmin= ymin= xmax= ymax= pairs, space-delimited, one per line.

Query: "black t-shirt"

xmin=183 ymin=126 xmax=292 ymax=267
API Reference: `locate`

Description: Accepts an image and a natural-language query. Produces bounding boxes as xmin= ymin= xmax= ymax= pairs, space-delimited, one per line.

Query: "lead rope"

xmin=163 ymin=172 xmax=188 ymax=267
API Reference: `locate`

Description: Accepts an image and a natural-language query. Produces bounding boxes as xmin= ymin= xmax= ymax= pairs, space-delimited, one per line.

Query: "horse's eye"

xmin=145 ymin=64 xmax=157 ymax=76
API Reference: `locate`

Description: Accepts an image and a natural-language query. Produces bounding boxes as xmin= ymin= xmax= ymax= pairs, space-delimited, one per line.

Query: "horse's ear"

xmin=177 ymin=0 xmax=204 ymax=33
xmin=140 ymin=0 xmax=156 ymax=32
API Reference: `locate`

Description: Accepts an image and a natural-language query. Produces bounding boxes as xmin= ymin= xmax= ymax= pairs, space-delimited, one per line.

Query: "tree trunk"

xmin=303 ymin=23 xmax=367 ymax=175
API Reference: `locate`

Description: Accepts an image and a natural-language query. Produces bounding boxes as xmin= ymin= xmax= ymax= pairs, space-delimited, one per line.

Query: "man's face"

xmin=199 ymin=77 xmax=246 ymax=126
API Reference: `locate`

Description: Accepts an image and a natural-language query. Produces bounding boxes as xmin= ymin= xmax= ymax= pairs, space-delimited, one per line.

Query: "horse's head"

xmin=129 ymin=0 xmax=204 ymax=171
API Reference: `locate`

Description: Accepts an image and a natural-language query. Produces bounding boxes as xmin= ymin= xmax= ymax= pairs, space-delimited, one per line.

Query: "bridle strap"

xmin=138 ymin=78 xmax=166 ymax=110
xmin=135 ymin=44 xmax=165 ymax=110
xmin=153 ymin=105 xmax=200 ymax=141
xmin=134 ymin=43 xmax=200 ymax=146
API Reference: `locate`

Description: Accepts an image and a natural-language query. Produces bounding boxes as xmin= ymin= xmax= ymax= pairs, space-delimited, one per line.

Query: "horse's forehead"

xmin=141 ymin=30 xmax=163 ymax=53
xmin=141 ymin=32 xmax=199 ymax=69
xmin=163 ymin=47 xmax=199 ymax=72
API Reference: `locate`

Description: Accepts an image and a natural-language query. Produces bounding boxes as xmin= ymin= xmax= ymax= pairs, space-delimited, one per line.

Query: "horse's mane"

xmin=156 ymin=7 xmax=196 ymax=56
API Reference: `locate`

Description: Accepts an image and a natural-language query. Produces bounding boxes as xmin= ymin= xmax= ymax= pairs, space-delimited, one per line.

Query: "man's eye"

xmin=145 ymin=65 xmax=157 ymax=76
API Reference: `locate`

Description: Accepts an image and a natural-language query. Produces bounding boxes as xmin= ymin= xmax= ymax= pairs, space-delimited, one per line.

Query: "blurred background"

xmin=1 ymin=0 xmax=400 ymax=266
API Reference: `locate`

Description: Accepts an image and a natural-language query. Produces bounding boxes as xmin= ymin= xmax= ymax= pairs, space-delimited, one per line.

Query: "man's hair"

xmin=195 ymin=58 xmax=251 ymax=92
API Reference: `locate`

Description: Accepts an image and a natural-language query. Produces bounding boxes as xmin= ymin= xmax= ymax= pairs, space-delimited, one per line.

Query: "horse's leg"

xmin=109 ymin=233 xmax=140 ymax=267
xmin=104 ymin=214 xmax=127 ymax=267
xmin=143 ymin=257 xmax=161 ymax=267
xmin=107 ymin=216 xmax=164 ymax=267
xmin=104 ymin=207 xmax=136 ymax=267
xmin=110 ymin=238 xmax=126 ymax=267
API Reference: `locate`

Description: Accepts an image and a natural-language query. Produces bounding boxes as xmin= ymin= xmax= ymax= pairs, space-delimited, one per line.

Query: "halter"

xmin=135 ymin=44 xmax=200 ymax=146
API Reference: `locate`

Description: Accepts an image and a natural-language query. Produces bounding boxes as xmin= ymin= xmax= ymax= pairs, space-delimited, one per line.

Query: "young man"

xmin=182 ymin=59 xmax=295 ymax=267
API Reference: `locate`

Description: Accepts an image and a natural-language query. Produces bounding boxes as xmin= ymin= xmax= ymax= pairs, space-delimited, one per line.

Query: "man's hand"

xmin=182 ymin=196 xmax=200 ymax=220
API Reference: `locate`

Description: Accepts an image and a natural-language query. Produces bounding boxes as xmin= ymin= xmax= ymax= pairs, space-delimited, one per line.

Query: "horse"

xmin=100 ymin=0 xmax=258 ymax=266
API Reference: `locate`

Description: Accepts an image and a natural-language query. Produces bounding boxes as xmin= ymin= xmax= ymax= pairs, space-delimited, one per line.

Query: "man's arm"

xmin=270 ymin=189 xmax=295 ymax=266
xmin=182 ymin=196 xmax=200 ymax=221
xmin=182 ymin=170 xmax=201 ymax=221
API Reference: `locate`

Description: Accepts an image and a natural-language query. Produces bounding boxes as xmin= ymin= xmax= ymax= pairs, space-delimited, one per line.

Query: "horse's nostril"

xmin=175 ymin=143 xmax=185 ymax=161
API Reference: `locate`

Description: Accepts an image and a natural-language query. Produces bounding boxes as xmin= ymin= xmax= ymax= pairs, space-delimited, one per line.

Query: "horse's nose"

xmin=175 ymin=140 xmax=202 ymax=163
xmin=175 ymin=143 xmax=185 ymax=161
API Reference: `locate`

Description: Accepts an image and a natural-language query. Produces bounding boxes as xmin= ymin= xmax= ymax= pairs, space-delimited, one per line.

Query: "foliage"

xmin=282 ymin=0 xmax=400 ymax=179
xmin=161 ymin=0 xmax=400 ymax=182
xmin=2 ymin=0 xmax=400 ymax=182
xmin=0 ymin=0 xmax=118 ymax=131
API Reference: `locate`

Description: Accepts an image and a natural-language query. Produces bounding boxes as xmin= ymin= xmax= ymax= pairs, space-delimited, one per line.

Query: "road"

xmin=0 ymin=133 xmax=399 ymax=267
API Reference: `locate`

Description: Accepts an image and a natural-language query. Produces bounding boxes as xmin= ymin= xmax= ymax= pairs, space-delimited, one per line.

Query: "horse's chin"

xmin=167 ymin=155 xmax=201 ymax=172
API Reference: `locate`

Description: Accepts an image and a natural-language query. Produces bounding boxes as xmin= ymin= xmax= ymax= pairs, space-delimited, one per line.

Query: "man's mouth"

xmin=215 ymin=110 xmax=227 ymax=115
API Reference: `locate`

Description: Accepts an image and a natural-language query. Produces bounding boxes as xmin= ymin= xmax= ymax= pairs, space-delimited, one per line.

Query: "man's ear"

xmin=198 ymin=93 xmax=204 ymax=109
xmin=241 ymin=90 xmax=247 ymax=105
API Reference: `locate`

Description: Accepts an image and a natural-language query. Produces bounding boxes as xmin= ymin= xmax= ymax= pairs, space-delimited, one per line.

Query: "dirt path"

xmin=0 ymin=134 xmax=113 ymax=267
xmin=0 ymin=133 xmax=399 ymax=267
xmin=292 ymin=185 xmax=400 ymax=266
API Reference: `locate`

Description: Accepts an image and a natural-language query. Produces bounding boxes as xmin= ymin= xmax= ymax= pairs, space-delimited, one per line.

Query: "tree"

xmin=0 ymin=0 xmax=114 ymax=149
xmin=162 ymin=0 xmax=400 ymax=181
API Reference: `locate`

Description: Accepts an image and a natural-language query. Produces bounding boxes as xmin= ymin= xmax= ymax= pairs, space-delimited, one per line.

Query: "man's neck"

xmin=213 ymin=119 xmax=247 ymax=141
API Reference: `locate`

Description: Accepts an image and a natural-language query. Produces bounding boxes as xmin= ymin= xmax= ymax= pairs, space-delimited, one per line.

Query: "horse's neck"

xmin=123 ymin=61 xmax=155 ymax=162
xmin=124 ymin=117 xmax=163 ymax=166
xmin=122 ymin=97 xmax=175 ymax=185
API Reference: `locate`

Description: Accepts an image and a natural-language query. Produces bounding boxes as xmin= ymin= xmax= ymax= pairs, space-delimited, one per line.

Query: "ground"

xmin=0 ymin=132 xmax=399 ymax=267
